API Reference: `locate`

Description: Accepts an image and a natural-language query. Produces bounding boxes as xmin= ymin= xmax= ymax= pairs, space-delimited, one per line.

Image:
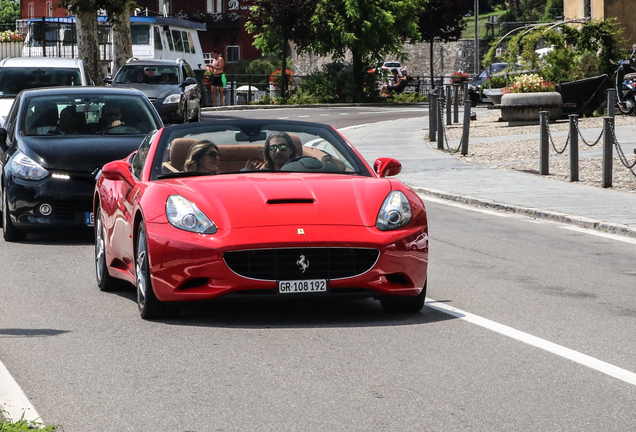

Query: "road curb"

xmin=201 ymin=103 xmax=427 ymax=112
xmin=411 ymin=186 xmax=636 ymax=239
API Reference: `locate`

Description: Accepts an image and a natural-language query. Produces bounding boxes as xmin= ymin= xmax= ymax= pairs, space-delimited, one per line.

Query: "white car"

xmin=0 ymin=57 xmax=92 ymax=125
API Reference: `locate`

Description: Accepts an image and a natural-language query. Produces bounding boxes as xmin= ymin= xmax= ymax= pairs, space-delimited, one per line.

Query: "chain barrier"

xmin=574 ymin=118 xmax=604 ymax=147
xmin=609 ymin=120 xmax=636 ymax=178
xmin=438 ymin=92 xmax=463 ymax=154
xmin=544 ymin=114 xmax=570 ymax=155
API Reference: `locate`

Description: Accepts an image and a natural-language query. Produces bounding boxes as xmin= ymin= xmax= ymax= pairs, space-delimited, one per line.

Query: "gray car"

xmin=105 ymin=58 xmax=201 ymax=124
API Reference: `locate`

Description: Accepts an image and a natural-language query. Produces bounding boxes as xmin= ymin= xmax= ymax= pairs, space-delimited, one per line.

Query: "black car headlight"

xmin=376 ymin=191 xmax=412 ymax=231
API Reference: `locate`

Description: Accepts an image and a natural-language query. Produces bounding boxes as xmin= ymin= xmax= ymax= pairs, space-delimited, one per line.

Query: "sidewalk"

xmin=340 ymin=114 xmax=636 ymax=238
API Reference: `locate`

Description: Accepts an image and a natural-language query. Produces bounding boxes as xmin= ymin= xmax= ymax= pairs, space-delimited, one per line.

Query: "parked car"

xmin=0 ymin=87 xmax=163 ymax=241
xmin=94 ymin=119 xmax=429 ymax=319
xmin=105 ymin=58 xmax=201 ymax=124
xmin=0 ymin=57 xmax=92 ymax=125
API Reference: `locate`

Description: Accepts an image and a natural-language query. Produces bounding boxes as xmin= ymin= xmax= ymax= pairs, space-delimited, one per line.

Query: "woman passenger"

xmin=184 ymin=140 xmax=221 ymax=174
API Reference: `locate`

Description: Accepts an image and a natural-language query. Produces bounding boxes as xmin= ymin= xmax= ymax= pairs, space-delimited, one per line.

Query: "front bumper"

xmin=144 ymin=223 xmax=429 ymax=302
xmin=5 ymin=173 xmax=95 ymax=229
xmin=153 ymin=100 xmax=183 ymax=123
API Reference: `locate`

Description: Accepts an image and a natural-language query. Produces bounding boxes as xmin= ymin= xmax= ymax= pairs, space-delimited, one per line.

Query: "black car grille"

xmin=224 ymin=248 xmax=380 ymax=281
xmin=48 ymin=200 xmax=93 ymax=220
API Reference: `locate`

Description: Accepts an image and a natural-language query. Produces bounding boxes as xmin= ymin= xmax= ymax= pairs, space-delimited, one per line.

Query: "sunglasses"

xmin=204 ymin=151 xmax=220 ymax=158
xmin=269 ymin=144 xmax=288 ymax=153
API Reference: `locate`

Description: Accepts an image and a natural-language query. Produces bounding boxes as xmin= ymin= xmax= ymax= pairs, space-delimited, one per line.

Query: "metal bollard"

xmin=606 ymin=88 xmax=616 ymax=118
xmin=602 ymin=116 xmax=613 ymax=188
xmin=539 ymin=111 xmax=549 ymax=175
xmin=437 ymin=91 xmax=445 ymax=150
xmin=453 ymin=84 xmax=459 ymax=123
xmin=461 ymin=99 xmax=471 ymax=156
xmin=446 ymin=85 xmax=452 ymax=126
xmin=569 ymin=114 xmax=579 ymax=182
xmin=429 ymin=92 xmax=437 ymax=142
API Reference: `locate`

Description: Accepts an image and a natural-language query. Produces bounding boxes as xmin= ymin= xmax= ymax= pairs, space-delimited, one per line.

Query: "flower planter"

xmin=483 ymin=88 xmax=504 ymax=105
xmin=451 ymin=77 xmax=468 ymax=84
xmin=499 ymin=92 xmax=563 ymax=126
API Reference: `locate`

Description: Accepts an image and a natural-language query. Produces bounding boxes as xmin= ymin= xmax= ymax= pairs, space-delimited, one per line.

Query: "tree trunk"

xmin=429 ymin=40 xmax=435 ymax=88
xmin=281 ymin=37 xmax=287 ymax=100
xmin=351 ymin=51 xmax=364 ymax=103
xmin=76 ymin=8 xmax=104 ymax=85
xmin=111 ymin=7 xmax=133 ymax=79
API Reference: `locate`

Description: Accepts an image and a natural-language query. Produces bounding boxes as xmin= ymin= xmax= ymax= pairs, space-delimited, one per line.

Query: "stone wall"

xmin=292 ymin=39 xmax=486 ymax=81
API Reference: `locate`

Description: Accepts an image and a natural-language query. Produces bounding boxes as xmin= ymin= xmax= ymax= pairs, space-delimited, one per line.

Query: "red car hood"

xmin=161 ymin=173 xmax=392 ymax=229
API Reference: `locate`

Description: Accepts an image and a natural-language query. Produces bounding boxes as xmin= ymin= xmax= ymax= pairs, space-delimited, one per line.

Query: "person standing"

xmin=210 ymin=50 xmax=225 ymax=106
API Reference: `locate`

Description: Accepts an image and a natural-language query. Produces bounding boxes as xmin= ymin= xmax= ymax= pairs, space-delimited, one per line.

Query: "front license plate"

xmin=85 ymin=212 xmax=94 ymax=227
xmin=278 ymin=279 xmax=327 ymax=294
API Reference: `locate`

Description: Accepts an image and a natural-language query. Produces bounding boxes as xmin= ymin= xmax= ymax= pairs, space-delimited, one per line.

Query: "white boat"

xmin=21 ymin=15 xmax=206 ymax=70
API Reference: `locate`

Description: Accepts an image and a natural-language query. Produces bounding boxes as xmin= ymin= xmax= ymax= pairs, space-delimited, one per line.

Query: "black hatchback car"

xmin=0 ymin=87 xmax=163 ymax=241
xmin=105 ymin=58 xmax=201 ymax=124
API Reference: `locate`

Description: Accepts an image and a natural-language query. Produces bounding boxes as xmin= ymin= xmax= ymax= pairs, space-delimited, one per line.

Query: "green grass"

xmin=0 ymin=412 xmax=59 ymax=431
xmin=462 ymin=11 xmax=506 ymax=39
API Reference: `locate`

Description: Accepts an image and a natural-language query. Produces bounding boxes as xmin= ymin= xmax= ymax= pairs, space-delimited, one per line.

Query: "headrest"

xmin=169 ymin=138 xmax=197 ymax=171
xmin=288 ymin=133 xmax=303 ymax=157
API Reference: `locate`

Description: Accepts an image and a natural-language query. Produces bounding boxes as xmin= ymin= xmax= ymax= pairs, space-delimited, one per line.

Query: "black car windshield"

xmin=149 ymin=122 xmax=372 ymax=180
xmin=22 ymin=94 xmax=161 ymax=136
xmin=0 ymin=67 xmax=82 ymax=97
xmin=115 ymin=65 xmax=180 ymax=85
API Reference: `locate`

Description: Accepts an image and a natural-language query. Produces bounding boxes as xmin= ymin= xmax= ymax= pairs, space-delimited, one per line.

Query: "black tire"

xmin=2 ymin=188 xmax=26 ymax=242
xmin=95 ymin=206 xmax=124 ymax=292
xmin=380 ymin=281 xmax=427 ymax=313
xmin=136 ymin=222 xmax=178 ymax=320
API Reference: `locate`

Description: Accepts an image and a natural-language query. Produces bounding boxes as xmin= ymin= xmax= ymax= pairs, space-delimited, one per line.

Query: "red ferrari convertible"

xmin=94 ymin=120 xmax=428 ymax=319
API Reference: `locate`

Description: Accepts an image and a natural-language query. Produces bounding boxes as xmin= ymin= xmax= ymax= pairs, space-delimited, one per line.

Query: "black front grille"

xmin=49 ymin=200 xmax=93 ymax=220
xmin=224 ymin=248 xmax=380 ymax=281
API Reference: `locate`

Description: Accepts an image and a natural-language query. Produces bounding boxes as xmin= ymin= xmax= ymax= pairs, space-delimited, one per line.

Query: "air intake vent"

xmin=267 ymin=198 xmax=314 ymax=205
xmin=224 ymin=248 xmax=380 ymax=281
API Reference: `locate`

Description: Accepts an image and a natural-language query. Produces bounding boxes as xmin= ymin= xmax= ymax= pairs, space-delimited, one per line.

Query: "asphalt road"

xmin=1 ymin=107 xmax=636 ymax=431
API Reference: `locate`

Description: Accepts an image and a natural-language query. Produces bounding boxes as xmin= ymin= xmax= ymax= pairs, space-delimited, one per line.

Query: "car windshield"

xmin=22 ymin=94 xmax=161 ymax=136
xmin=147 ymin=122 xmax=372 ymax=180
xmin=114 ymin=65 xmax=180 ymax=85
xmin=0 ymin=67 xmax=82 ymax=97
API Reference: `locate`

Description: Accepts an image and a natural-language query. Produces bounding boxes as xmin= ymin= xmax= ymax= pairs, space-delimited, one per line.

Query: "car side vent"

xmin=267 ymin=199 xmax=315 ymax=205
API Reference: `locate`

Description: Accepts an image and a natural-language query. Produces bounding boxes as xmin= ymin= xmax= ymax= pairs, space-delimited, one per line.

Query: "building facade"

xmin=564 ymin=0 xmax=635 ymax=48
xmin=20 ymin=0 xmax=260 ymax=63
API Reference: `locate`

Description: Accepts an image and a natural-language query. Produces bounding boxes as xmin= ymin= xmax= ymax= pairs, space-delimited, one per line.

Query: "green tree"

xmin=246 ymin=0 xmax=319 ymax=98
xmin=57 ymin=0 xmax=134 ymax=84
xmin=0 ymin=0 xmax=20 ymax=26
xmin=310 ymin=0 xmax=424 ymax=101
xmin=418 ymin=0 xmax=471 ymax=87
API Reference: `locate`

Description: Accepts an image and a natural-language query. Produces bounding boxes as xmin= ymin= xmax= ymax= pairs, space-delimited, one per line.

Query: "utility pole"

xmin=474 ymin=0 xmax=480 ymax=75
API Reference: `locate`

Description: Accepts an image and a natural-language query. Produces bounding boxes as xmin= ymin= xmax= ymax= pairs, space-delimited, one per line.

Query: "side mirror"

xmin=183 ymin=77 xmax=197 ymax=86
xmin=0 ymin=128 xmax=7 ymax=152
xmin=103 ymin=76 xmax=112 ymax=84
xmin=102 ymin=160 xmax=135 ymax=188
xmin=374 ymin=158 xmax=402 ymax=178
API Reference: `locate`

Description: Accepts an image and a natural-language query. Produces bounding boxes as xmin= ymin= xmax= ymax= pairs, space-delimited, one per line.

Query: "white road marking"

xmin=278 ymin=116 xmax=290 ymax=119
xmin=339 ymin=113 xmax=349 ymax=115
xmin=0 ymin=359 xmax=41 ymax=424
xmin=560 ymin=226 xmax=636 ymax=245
xmin=298 ymin=115 xmax=310 ymax=118
xmin=319 ymin=114 xmax=330 ymax=116
xmin=426 ymin=299 xmax=636 ymax=386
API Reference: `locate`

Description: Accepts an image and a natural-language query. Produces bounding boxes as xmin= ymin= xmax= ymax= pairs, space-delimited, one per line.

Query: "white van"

xmin=0 ymin=57 xmax=91 ymax=124
xmin=21 ymin=16 xmax=206 ymax=70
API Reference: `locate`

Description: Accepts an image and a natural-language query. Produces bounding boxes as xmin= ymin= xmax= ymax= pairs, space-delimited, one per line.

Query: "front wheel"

xmin=617 ymin=94 xmax=635 ymax=115
xmin=95 ymin=206 xmax=124 ymax=291
xmin=136 ymin=222 xmax=178 ymax=320
xmin=2 ymin=188 xmax=26 ymax=242
xmin=380 ymin=281 xmax=427 ymax=313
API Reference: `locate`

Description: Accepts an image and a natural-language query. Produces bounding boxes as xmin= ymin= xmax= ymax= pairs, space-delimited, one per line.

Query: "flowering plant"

xmin=0 ymin=30 xmax=24 ymax=43
xmin=269 ymin=68 xmax=293 ymax=86
xmin=450 ymin=71 xmax=469 ymax=78
xmin=510 ymin=73 xmax=555 ymax=93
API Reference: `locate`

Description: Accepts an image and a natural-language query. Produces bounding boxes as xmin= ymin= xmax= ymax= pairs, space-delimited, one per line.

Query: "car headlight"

xmin=468 ymin=84 xmax=477 ymax=91
xmin=11 ymin=151 xmax=49 ymax=180
xmin=376 ymin=191 xmax=412 ymax=231
xmin=166 ymin=195 xmax=217 ymax=234
xmin=163 ymin=94 xmax=182 ymax=104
